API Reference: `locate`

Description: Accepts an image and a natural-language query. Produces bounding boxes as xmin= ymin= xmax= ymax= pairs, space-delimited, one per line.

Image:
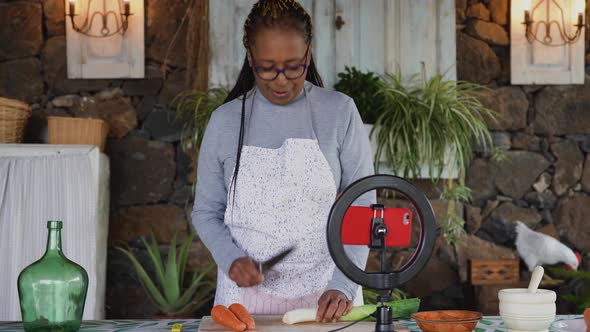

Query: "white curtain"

xmin=0 ymin=151 xmax=107 ymax=320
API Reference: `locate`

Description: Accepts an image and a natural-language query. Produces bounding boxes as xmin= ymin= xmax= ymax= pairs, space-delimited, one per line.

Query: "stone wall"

xmin=453 ymin=0 xmax=590 ymax=313
xmin=2 ymin=0 xmax=590 ymax=318
xmin=0 ymin=0 xmax=212 ymax=318
xmin=360 ymin=0 xmax=590 ymax=314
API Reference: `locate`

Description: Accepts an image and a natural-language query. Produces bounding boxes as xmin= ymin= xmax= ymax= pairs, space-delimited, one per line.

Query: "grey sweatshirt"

xmin=191 ymin=81 xmax=375 ymax=301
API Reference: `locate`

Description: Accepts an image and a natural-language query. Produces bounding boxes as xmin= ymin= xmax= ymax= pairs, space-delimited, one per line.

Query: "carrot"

xmin=211 ymin=305 xmax=246 ymax=332
xmin=229 ymin=303 xmax=256 ymax=330
xmin=584 ymin=308 xmax=590 ymax=332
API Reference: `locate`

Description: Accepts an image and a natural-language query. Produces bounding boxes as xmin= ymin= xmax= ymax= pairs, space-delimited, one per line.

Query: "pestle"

xmin=527 ymin=266 xmax=544 ymax=293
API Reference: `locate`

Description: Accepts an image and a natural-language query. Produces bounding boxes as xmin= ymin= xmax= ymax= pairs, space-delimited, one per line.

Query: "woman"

xmin=192 ymin=0 xmax=374 ymax=323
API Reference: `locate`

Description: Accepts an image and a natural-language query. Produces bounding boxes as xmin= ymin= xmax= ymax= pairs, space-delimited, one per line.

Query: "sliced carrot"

xmin=211 ymin=305 xmax=246 ymax=332
xmin=229 ymin=303 xmax=256 ymax=330
xmin=584 ymin=308 xmax=590 ymax=332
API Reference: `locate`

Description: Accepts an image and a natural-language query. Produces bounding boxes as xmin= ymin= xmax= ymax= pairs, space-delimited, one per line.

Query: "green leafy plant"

xmin=341 ymin=297 xmax=421 ymax=321
xmin=172 ymin=87 xmax=229 ymax=153
xmin=373 ymin=66 xmax=494 ymax=179
xmin=116 ymin=232 xmax=216 ymax=315
xmin=334 ymin=66 xmax=384 ymax=124
xmin=440 ymin=184 xmax=472 ymax=246
xmin=371 ymin=65 xmax=496 ymax=246
xmin=547 ymin=256 xmax=590 ymax=313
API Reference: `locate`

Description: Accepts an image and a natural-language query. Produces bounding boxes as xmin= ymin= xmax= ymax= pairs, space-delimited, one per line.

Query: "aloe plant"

xmin=116 ymin=232 xmax=215 ymax=315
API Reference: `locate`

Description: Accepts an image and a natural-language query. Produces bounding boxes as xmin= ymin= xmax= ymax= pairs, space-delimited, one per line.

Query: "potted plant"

xmin=547 ymin=256 xmax=590 ymax=313
xmin=116 ymin=231 xmax=215 ymax=318
xmin=334 ymin=66 xmax=384 ymax=125
xmin=374 ymin=65 xmax=498 ymax=245
xmin=335 ymin=65 xmax=498 ymax=245
xmin=172 ymin=88 xmax=229 ymax=153
xmin=373 ymin=66 xmax=494 ymax=179
xmin=334 ymin=66 xmax=463 ymax=179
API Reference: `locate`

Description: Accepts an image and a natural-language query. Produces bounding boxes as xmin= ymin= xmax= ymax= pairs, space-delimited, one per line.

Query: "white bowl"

xmin=499 ymin=288 xmax=556 ymax=332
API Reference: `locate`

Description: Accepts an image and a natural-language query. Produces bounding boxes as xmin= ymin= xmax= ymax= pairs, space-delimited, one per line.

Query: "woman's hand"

xmin=316 ymin=290 xmax=353 ymax=323
xmin=229 ymin=256 xmax=264 ymax=287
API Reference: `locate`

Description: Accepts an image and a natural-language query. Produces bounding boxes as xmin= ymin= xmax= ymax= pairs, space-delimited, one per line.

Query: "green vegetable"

xmin=339 ymin=298 xmax=421 ymax=321
xmin=282 ymin=298 xmax=420 ymax=325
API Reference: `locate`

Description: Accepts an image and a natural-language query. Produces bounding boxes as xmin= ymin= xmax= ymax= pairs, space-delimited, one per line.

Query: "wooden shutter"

xmin=208 ymin=0 xmax=456 ymax=89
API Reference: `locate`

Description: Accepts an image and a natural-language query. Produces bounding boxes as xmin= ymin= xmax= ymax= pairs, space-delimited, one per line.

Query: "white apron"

xmin=214 ymin=88 xmax=359 ymax=314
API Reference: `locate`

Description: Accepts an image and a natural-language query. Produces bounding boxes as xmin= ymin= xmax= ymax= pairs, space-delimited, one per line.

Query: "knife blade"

xmin=258 ymin=247 xmax=294 ymax=274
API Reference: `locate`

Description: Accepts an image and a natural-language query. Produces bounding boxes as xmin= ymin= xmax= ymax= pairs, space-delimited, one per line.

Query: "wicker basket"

xmin=0 ymin=97 xmax=32 ymax=143
xmin=47 ymin=116 xmax=110 ymax=152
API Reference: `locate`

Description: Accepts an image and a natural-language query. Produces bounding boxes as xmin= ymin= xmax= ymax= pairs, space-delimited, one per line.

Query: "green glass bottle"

xmin=18 ymin=221 xmax=89 ymax=332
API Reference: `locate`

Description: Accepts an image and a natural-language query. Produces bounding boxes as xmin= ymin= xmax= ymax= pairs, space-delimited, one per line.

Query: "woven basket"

xmin=0 ymin=97 xmax=32 ymax=143
xmin=47 ymin=116 xmax=110 ymax=152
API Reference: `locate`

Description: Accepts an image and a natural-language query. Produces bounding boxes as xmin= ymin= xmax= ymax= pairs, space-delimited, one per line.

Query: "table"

xmin=0 ymin=316 xmax=584 ymax=332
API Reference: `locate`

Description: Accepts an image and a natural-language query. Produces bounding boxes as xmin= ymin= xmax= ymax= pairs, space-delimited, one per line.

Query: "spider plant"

xmin=373 ymin=65 xmax=495 ymax=180
xmin=373 ymin=64 xmax=496 ymax=245
xmin=172 ymin=87 xmax=229 ymax=153
xmin=116 ymin=232 xmax=215 ymax=315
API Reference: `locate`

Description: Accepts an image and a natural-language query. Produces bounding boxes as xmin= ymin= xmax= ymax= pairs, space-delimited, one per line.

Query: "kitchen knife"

xmin=258 ymin=247 xmax=294 ymax=274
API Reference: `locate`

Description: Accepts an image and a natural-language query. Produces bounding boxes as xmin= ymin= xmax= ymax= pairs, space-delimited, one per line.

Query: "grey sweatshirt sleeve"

xmin=191 ymin=110 xmax=247 ymax=276
xmin=324 ymin=99 xmax=375 ymax=301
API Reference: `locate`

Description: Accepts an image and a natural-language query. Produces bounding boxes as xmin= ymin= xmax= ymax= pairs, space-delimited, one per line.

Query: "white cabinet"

xmin=0 ymin=145 xmax=110 ymax=320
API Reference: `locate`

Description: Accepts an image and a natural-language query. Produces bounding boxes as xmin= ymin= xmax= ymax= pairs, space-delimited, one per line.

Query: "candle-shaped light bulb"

xmin=522 ymin=0 xmax=533 ymax=28
xmin=523 ymin=0 xmax=532 ymax=12
xmin=124 ymin=0 xmax=130 ymax=16
xmin=69 ymin=0 xmax=75 ymax=16
xmin=574 ymin=0 xmax=585 ymax=18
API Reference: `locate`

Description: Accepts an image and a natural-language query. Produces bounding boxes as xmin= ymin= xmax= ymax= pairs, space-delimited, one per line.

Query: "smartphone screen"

xmin=341 ymin=206 xmax=413 ymax=247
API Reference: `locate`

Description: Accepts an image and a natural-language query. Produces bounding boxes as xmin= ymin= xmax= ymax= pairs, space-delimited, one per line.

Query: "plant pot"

xmin=364 ymin=123 xmax=459 ymax=179
xmin=152 ymin=312 xmax=195 ymax=319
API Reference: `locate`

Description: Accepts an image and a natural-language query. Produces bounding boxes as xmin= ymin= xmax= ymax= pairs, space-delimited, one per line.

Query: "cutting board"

xmin=198 ymin=315 xmax=410 ymax=331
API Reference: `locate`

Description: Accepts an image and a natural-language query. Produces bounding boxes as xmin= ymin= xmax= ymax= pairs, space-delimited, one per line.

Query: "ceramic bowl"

xmin=411 ymin=310 xmax=482 ymax=332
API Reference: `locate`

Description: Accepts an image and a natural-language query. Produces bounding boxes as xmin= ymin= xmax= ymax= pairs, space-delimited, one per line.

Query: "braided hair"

xmin=226 ymin=0 xmax=324 ymax=204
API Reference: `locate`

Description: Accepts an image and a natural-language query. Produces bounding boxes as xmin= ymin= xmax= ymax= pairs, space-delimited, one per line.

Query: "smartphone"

xmin=341 ymin=206 xmax=413 ymax=247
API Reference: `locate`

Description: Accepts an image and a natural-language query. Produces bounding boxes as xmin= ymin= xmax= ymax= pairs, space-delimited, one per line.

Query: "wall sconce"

xmin=511 ymin=0 xmax=585 ymax=84
xmin=523 ymin=0 xmax=586 ymax=46
xmin=65 ymin=0 xmax=144 ymax=78
xmin=67 ymin=0 xmax=132 ymax=38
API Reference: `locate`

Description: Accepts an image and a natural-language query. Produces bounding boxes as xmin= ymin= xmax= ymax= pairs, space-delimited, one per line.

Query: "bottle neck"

xmin=45 ymin=227 xmax=63 ymax=255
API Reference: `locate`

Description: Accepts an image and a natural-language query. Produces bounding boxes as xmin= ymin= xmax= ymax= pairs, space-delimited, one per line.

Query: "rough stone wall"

xmin=0 ymin=0 xmax=213 ymax=318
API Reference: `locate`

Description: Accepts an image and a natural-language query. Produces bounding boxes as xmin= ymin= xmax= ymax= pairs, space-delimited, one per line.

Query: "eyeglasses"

xmin=250 ymin=43 xmax=310 ymax=81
